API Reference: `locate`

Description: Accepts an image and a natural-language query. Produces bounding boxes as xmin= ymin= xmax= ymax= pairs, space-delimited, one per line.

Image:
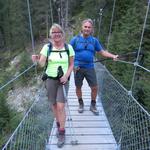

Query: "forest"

xmin=0 ymin=0 xmax=150 ymax=148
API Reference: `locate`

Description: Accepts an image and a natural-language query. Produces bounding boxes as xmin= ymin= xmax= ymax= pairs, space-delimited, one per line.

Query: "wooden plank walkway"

xmin=46 ymin=74 xmax=117 ymax=150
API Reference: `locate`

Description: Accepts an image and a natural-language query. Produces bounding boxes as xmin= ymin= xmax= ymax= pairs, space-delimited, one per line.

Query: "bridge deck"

xmin=46 ymin=74 xmax=117 ymax=150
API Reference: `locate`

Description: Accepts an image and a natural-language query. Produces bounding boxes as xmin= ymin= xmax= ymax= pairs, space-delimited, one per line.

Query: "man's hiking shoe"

xmin=78 ymin=98 xmax=84 ymax=113
xmin=78 ymin=103 xmax=84 ymax=113
xmin=90 ymin=103 xmax=99 ymax=115
xmin=57 ymin=130 xmax=65 ymax=148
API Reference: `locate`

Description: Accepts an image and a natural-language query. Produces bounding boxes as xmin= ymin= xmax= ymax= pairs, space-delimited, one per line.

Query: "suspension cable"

xmin=106 ymin=0 xmax=117 ymax=50
xmin=49 ymin=0 xmax=53 ymax=25
xmin=137 ymin=64 xmax=150 ymax=73
xmin=117 ymin=60 xmax=150 ymax=73
xmin=130 ymin=0 xmax=150 ymax=92
xmin=1 ymin=0 xmax=38 ymax=91
xmin=116 ymin=1 xmax=150 ymax=148
xmin=27 ymin=0 xmax=35 ymax=52
xmin=27 ymin=0 xmax=38 ymax=76
xmin=65 ymin=0 xmax=69 ymax=31
xmin=0 ymin=64 xmax=36 ymax=91
xmin=116 ymin=60 xmax=135 ymax=65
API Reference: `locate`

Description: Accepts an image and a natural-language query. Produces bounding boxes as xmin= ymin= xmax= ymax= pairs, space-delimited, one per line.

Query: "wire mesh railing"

xmin=96 ymin=63 xmax=150 ymax=150
xmin=1 ymin=61 xmax=150 ymax=149
xmin=0 ymin=64 xmax=53 ymax=150
xmin=2 ymin=84 xmax=53 ymax=150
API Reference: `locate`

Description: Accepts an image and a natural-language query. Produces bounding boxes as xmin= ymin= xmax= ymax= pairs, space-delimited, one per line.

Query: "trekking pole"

xmin=62 ymin=85 xmax=78 ymax=145
xmin=57 ymin=66 xmax=78 ymax=145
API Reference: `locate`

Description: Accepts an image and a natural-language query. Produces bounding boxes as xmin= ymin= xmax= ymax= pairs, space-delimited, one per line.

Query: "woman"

xmin=32 ymin=23 xmax=74 ymax=148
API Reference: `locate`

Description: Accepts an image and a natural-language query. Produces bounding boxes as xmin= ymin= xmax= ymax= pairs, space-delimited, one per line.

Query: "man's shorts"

xmin=46 ymin=79 xmax=69 ymax=105
xmin=74 ymin=68 xmax=97 ymax=87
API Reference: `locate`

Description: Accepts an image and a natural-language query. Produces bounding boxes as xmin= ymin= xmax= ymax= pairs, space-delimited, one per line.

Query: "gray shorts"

xmin=45 ymin=79 xmax=69 ymax=105
xmin=74 ymin=68 xmax=97 ymax=87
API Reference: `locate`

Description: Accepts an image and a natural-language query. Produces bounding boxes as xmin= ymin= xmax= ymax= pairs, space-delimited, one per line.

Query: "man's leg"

xmin=90 ymin=86 xmax=99 ymax=115
xmin=85 ymin=68 xmax=99 ymax=115
xmin=74 ymin=69 xmax=84 ymax=113
xmin=76 ymin=86 xmax=84 ymax=113
xmin=91 ymin=86 xmax=98 ymax=101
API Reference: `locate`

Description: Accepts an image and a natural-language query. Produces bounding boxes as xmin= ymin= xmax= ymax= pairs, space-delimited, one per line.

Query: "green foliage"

xmin=104 ymin=0 xmax=150 ymax=111
xmin=0 ymin=0 xmax=29 ymax=50
xmin=0 ymin=95 xmax=22 ymax=148
xmin=17 ymin=51 xmax=34 ymax=86
xmin=0 ymin=0 xmax=150 ymax=147
xmin=0 ymin=0 xmax=54 ymax=50
xmin=29 ymin=0 xmax=49 ymax=39
xmin=19 ymin=51 xmax=32 ymax=72
xmin=70 ymin=0 xmax=150 ymax=112
xmin=0 ymin=92 xmax=10 ymax=132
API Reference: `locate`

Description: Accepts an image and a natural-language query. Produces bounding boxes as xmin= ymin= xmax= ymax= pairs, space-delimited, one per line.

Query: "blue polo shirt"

xmin=70 ymin=35 xmax=103 ymax=68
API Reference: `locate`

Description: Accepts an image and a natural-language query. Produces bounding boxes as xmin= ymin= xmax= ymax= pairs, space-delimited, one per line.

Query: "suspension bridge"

xmin=1 ymin=0 xmax=150 ymax=150
xmin=46 ymin=73 xmax=117 ymax=150
xmin=1 ymin=60 xmax=150 ymax=150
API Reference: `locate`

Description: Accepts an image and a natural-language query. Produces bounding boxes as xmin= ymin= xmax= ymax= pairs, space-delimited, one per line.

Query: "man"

xmin=70 ymin=18 xmax=118 ymax=115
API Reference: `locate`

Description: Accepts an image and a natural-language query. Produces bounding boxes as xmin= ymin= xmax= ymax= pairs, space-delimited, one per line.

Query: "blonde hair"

xmin=49 ymin=23 xmax=65 ymax=38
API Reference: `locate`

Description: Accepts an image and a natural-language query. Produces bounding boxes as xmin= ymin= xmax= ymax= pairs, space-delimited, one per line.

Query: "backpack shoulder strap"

xmin=73 ymin=35 xmax=80 ymax=49
xmin=64 ymin=43 xmax=70 ymax=67
xmin=44 ymin=42 xmax=52 ymax=72
xmin=47 ymin=42 xmax=52 ymax=56
xmin=64 ymin=43 xmax=69 ymax=56
xmin=73 ymin=35 xmax=96 ymax=49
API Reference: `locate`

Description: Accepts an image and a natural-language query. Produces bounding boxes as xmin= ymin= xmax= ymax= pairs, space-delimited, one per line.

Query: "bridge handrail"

xmin=0 ymin=64 xmax=36 ymax=91
xmin=96 ymin=63 xmax=150 ymax=150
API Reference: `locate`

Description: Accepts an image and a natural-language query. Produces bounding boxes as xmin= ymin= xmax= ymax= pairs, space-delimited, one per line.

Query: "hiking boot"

xmin=78 ymin=103 xmax=84 ymax=113
xmin=90 ymin=101 xmax=99 ymax=115
xmin=78 ymin=98 xmax=84 ymax=113
xmin=57 ymin=129 xmax=65 ymax=148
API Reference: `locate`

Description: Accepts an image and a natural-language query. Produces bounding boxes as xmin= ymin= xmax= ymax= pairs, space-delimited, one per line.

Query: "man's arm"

xmin=98 ymin=50 xmax=118 ymax=60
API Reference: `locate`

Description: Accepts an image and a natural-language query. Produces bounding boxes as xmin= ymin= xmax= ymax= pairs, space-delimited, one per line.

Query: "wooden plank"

xmin=51 ymin=127 xmax=113 ymax=135
xmin=50 ymin=135 xmax=116 ymax=144
xmin=46 ymin=74 xmax=117 ymax=150
xmin=66 ymin=110 xmax=104 ymax=115
xmin=65 ymin=115 xmax=107 ymax=121
xmin=47 ymin=144 xmax=117 ymax=150
xmin=53 ymin=121 xmax=110 ymax=128
xmin=67 ymin=101 xmax=103 ymax=105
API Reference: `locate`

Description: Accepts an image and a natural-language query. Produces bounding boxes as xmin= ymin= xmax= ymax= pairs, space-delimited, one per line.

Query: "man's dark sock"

xmin=78 ymin=98 xmax=83 ymax=104
xmin=91 ymin=100 xmax=96 ymax=105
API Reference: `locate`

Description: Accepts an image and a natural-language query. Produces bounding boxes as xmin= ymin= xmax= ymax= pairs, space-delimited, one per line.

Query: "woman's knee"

xmin=57 ymin=103 xmax=65 ymax=113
